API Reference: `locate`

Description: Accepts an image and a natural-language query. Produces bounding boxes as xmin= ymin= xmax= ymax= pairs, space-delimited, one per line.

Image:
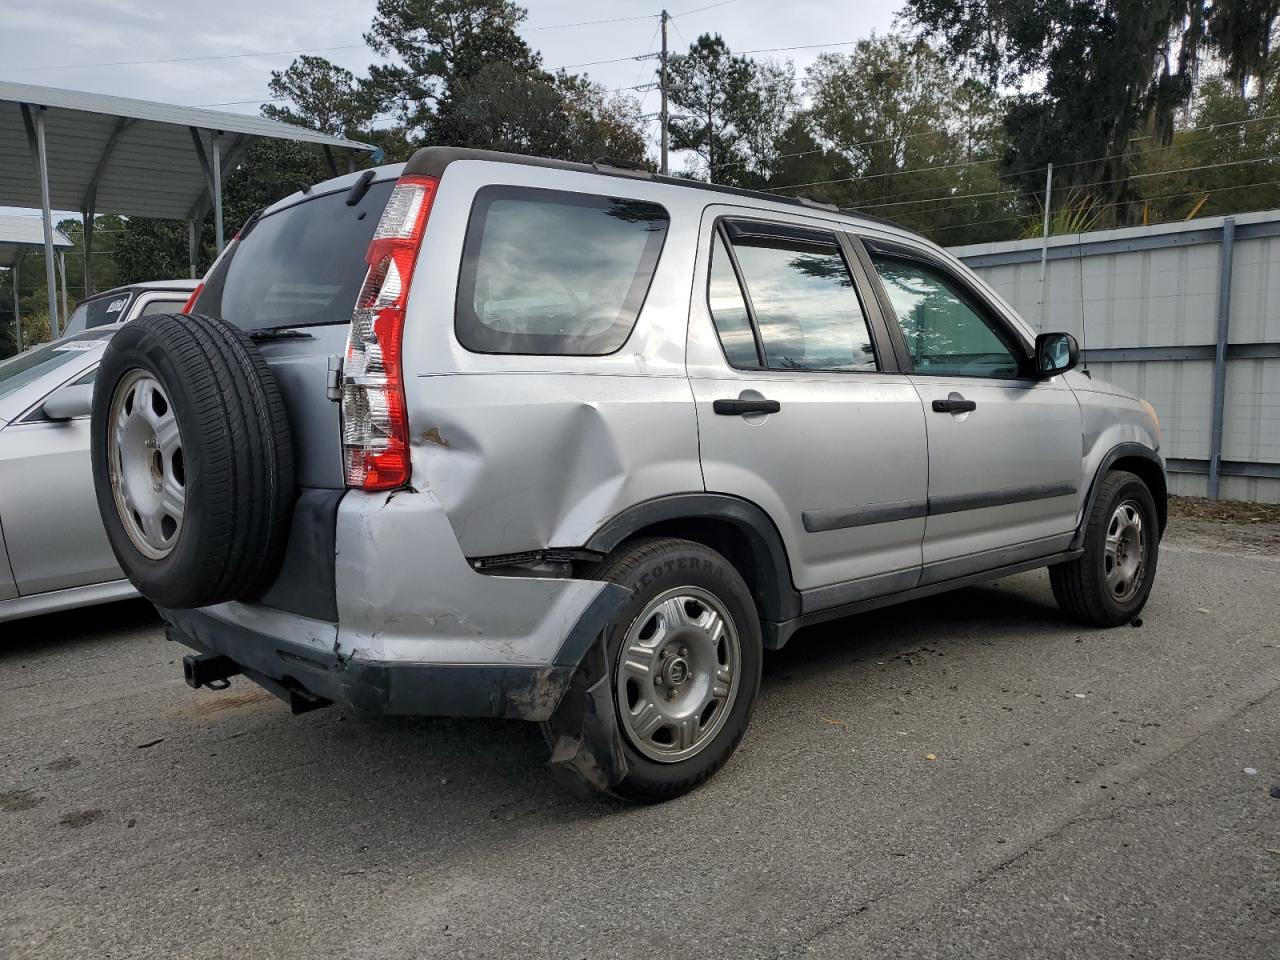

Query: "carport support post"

xmin=33 ymin=109 xmax=60 ymax=338
xmin=188 ymin=221 xmax=199 ymax=279
xmin=1207 ymin=216 xmax=1236 ymax=500
xmin=58 ymin=251 xmax=68 ymax=326
xmin=11 ymin=256 xmax=19 ymax=352
xmin=212 ymin=135 xmax=224 ymax=255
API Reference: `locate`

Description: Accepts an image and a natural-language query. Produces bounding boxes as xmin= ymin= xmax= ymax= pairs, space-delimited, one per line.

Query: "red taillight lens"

xmin=180 ymin=282 xmax=203 ymax=314
xmin=341 ymin=174 xmax=438 ymax=490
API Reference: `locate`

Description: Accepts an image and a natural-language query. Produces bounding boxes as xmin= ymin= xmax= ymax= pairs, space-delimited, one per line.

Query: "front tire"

xmin=543 ymin=537 xmax=763 ymax=802
xmin=1051 ymin=470 xmax=1160 ymax=626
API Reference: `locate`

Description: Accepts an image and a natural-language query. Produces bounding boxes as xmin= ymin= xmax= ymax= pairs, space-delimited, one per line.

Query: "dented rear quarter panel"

xmin=398 ymin=159 xmax=706 ymax=556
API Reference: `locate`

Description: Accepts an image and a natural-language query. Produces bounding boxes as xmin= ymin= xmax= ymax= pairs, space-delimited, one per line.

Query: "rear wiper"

xmin=346 ymin=170 xmax=376 ymax=206
xmin=247 ymin=328 xmax=313 ymax=342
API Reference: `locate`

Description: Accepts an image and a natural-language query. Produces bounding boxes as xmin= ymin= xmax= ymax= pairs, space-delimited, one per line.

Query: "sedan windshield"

xmin=0 ymin=331 xmax=111 ymax=402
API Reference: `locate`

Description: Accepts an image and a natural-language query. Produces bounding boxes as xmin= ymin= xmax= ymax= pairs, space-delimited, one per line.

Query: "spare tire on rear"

xmin=90 ymin=312 xmax=295 ymax=609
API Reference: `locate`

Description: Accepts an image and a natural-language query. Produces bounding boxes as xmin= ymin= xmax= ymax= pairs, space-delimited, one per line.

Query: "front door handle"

xmin=714 ymin=398 xmax=781 ymax=416
xmin=932 ymin=398 xmax=977 ymax=414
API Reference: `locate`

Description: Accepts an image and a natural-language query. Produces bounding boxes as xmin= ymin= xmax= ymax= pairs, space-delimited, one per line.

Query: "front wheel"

xmin=543 ymin=537 xmax=763 ymax=802
xmin=1050 ymin=470 xmax=1160 ymax=626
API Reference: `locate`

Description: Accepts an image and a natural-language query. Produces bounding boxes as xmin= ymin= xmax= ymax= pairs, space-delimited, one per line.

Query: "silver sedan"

xmin=0 ymin=325 xmax=136 ymax=621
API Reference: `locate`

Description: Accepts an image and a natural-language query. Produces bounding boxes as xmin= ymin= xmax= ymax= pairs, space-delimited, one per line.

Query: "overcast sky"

xmin=1 ymin=0 xmax=901 ymax=146
xmin=0 ymin=0 xmax=902 ymax=227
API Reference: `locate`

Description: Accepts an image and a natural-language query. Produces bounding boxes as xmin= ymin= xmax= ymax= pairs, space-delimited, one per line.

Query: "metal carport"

xmin=0 ymin=213 xmax=72 ymax=351
xmin=0 ymin=80 xmax=374 ymax=335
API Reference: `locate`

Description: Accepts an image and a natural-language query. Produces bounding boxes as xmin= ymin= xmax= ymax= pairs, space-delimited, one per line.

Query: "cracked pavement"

xmin=2 ymin=519 xmax=1278 ymax=959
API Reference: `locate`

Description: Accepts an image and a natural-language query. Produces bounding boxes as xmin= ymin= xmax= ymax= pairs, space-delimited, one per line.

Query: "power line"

xmin=841 ymin=123 xmax=1280 ymax=212
xmin=927 ymin=177 xmax=1280 ymax=235
xmin=673 ymin=0 xmax=743 ymax=16
xmin=527 ymin=13 xmax=659 ymax=31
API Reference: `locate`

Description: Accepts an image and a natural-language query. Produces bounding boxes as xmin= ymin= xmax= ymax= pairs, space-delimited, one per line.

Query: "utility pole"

xmin=659 ymin=9 xmax=670 ymax=176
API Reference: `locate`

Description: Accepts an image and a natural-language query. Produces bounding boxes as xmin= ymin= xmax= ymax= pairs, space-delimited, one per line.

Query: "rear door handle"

xmin=931 ymin=398 xmax=977 ymax=413
xmin=713 ymin=398 xmax=781 ymax=416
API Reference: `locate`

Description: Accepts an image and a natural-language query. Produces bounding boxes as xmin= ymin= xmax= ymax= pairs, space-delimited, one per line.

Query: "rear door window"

xmin=137 ymin=297 xmax=189 ymax=317
xmin=194 ymin=180 xmax=395 ymax=331
xmin=455 ymin=186 xmax=669 ymax=355
xmin=710 ymin=222 xmax=877 ymax=372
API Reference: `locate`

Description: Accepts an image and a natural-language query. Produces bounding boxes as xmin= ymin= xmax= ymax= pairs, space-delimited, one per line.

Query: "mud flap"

xmin=547 ymin=674 xmax=629 ymax=793
xmin=545 ymin=626 xmax=629 ymax=793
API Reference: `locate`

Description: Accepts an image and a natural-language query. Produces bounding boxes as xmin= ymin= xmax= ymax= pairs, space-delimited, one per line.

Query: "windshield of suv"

xmin=194 ymin=180 xmax=395 ymax=332
xmin=0 ymin=330 xmax=111 ymax=402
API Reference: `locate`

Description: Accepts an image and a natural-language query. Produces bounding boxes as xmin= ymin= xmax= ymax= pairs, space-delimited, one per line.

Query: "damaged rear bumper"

xmin=161 ymin=593 xmax=622 ymax=720
xmin=160 ymin=489 xmax=630 ymax=721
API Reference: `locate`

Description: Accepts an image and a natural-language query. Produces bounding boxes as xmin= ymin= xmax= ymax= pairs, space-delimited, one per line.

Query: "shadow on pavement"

xmin=0 ymin=598 xmax=160 ymax=660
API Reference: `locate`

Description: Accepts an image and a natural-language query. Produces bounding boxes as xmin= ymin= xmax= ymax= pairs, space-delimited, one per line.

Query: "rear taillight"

xmin=341 ymin=174 xmax=438 ymax=490
xmin=180 ymin=283 xmax=203 ymax=314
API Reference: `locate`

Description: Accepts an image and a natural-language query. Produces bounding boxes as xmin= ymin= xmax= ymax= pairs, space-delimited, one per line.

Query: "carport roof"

xmin=0 ymin=80 xmax=376 ymax=221
xmin=0 ymin=212 xmax=72 ymax=268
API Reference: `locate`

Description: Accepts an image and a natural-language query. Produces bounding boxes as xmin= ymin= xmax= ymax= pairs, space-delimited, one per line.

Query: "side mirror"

xmin=1035 ymin=332 xmax=1079 ymax=378
xmin=41 ymin=383 xmax=94 ymax=421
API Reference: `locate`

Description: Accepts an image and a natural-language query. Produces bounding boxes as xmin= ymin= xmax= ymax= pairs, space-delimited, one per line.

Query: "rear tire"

xmin=1050 ymin=470 xmax=1159 ymax=626
xmin=90 ymin=313 xmax=294 ymax=609
xmin=543 ymin=537 xmax=763 ymax=803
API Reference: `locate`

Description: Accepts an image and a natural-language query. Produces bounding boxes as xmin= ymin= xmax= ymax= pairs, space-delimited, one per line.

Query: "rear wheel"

xmin=543 ymin=537 xmax=763 ymax=802
xmin=1050 ymin=470 xmax=1159 ymax=626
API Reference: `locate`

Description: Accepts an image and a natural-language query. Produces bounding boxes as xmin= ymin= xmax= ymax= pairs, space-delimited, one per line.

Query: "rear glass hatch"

xmin=195 ymin=179 xmax=394 ymax=331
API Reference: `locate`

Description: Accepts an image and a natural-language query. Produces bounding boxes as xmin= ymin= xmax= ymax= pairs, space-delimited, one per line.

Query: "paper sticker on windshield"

xmin=53 ymin=341 xmax=101 ymax=352
xmin=105 ymin=297 xmax=128 ymax=314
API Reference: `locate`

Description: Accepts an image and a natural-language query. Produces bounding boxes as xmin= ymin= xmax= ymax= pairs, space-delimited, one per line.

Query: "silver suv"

xmin=89 ymin=148 xmax=1165 ymax=801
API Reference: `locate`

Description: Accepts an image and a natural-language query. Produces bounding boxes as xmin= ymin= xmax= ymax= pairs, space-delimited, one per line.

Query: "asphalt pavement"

xmin=2 ymin=519 xmax=1278 ymax=959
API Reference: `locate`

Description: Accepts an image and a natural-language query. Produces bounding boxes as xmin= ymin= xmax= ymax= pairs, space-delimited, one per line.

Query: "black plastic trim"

xmin=254 ymin=487 xmax=344 ymax=622
xmin=918 ymin=533 xmax=1075 ymax=586
xmin=584 ymin=493 xmax=801 ymax=623
xmin=772 ymin=547 xmax=1084 ymax=647
xmin=1072 ymin=443 xmax=1168 ymax=547
xmin=802 ymin=500 xmax=928 ymax=532
xmin=800 ymin=567 xmax=920 ymax=614
xmin=928 ymin=481 xmax=1078 ymax=516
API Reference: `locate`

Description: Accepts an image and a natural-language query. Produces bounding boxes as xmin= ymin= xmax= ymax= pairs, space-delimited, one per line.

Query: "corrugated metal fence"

xmin=949 ymin=211 xmax=1280 ymax=503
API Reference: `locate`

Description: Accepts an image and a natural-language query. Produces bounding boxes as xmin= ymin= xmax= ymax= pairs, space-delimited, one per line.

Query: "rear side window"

xmin=456 ymin=186 xmax=669 ymax=355
xmin=195 ymin=180 xmax=394 ymax=331
xmin=138 ymin=298 xmax=188 ymax=317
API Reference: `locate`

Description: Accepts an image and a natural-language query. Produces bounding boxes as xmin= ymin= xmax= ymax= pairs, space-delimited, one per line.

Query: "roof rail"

xmin=400 ymin=146 xmax=912 ymax=234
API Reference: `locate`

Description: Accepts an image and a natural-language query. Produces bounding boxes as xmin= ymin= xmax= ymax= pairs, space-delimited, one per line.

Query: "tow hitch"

xmin=183 ymin=653 xmax=240 ymax=690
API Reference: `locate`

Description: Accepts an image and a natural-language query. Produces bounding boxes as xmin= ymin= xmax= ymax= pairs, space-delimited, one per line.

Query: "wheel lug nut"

xmin=680 ymin=647 xmax=688 ymax=657
xmin=655 ymin=677 xmax=663 ymax=686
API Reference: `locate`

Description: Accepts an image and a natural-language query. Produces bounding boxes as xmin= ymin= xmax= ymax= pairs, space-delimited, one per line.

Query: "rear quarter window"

xmin=455 ymin=186 xmax=669 ymax=355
